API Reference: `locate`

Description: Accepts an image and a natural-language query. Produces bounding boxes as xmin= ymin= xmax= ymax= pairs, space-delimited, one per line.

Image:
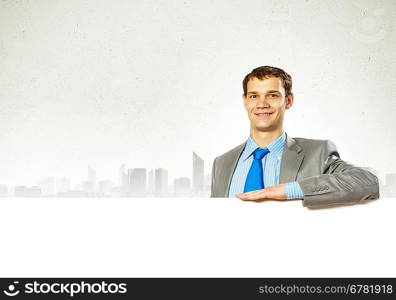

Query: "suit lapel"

xmin=220 ymin=142 xmax=246 ymax=197
xmin=279 ymin=134 xmax=304 ymax=183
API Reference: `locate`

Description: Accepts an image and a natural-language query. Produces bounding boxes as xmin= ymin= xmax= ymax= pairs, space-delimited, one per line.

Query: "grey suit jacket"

xmin=210 ymin=133 xmax=380 ymax=207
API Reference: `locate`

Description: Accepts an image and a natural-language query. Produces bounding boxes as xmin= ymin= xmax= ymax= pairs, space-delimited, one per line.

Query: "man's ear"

xmin=285 ymin=93 xmax=294 ymax=109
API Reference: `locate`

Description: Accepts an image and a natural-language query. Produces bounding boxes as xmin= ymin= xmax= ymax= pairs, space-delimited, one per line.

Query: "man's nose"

xmin=256 ymin=95 xmax=270 ymax=107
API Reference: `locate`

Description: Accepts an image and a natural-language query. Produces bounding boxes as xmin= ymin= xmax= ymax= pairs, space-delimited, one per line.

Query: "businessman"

xmin=210 ymin=66 xmax=379 ymax=207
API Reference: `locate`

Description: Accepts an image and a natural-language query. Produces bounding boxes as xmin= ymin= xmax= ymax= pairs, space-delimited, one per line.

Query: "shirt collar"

xmin=242 ymin=131 xmax=286 ymax=161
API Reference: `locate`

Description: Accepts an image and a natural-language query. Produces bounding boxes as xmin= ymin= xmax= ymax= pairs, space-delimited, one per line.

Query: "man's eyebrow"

xmin=247 ymin=90 xmax=281 ymax=94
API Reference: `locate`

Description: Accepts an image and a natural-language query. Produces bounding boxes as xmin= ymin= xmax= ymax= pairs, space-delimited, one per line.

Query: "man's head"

xmin=242 ymin=66 xmax=293 ymax=134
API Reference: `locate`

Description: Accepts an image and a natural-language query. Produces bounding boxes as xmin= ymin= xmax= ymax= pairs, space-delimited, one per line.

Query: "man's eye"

xmin=249 ymin=95 xmax=257 ymax=99
xmin=269 ymin=94 xmax=278 ymax=98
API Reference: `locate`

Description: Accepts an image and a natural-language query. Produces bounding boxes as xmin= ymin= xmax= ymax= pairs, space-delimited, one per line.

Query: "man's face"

xmin=243 ymin=76 xmax=293 ymax=132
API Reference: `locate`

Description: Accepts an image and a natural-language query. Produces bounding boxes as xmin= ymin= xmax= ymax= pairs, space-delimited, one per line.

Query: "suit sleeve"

xmin=297 ymin=140 xmax=380 ymax=207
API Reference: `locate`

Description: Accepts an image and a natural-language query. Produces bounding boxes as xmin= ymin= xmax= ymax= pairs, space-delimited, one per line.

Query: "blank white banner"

xmin=0 ymin=197 xmax=394 ymax=277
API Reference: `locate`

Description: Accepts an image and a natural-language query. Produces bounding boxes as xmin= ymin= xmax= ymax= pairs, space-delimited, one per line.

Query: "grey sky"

xmin=1 ymin=0 xmax=395 ymax=186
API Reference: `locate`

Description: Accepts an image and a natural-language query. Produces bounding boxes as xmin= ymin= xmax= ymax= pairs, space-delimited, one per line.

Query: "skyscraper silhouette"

xmin=128 ymin=168 xmax=147 ymax=195
xmin=193 ymin=152 xmax=204 ymax=193
xmin=174 ymin=177 xmax=191 ymax=197
xmin=0 ymin=184 xmax=8 ymax=197
xmin=155 ymin=168 xmax=168 ymax=196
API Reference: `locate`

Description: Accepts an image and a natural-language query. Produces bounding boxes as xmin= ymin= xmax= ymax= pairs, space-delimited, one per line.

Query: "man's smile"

xmin=254 ymin=111 xmax=274 ymax=119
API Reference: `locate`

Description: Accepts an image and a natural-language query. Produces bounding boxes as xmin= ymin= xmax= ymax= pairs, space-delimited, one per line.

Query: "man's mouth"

xmin=254 ymin=112 xmax=274 ymax=118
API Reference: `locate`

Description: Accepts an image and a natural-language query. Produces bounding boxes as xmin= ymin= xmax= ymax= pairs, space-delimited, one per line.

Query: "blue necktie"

xmin=243 ymin=148 xmax=270 ymax=192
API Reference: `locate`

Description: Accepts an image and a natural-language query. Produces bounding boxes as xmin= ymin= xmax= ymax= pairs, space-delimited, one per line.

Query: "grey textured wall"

xmin=1 ymin=0 xmax=395 ymax=186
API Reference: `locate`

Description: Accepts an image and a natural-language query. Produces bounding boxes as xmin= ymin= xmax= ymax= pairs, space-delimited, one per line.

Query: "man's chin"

xmin=252 ymin=122 xmax=275 ymax=132
xmin=248 ymin=117 xmax=280 ymax=132
xmin=253 ymin=126 xmax=274 ymax=132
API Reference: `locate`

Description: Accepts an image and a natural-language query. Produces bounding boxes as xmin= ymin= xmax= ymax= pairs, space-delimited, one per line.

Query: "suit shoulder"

xmin=292 ymin=137 xmax=339 ymax=156
xmin=215 ymin=142 xmax=246 ymax=162
xmin=293 ymin=137 xmax=335 ymax=148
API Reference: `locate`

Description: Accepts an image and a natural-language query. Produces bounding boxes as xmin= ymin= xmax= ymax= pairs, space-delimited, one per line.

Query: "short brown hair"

xmin=242 ymin=66 xmax=293 ymax=96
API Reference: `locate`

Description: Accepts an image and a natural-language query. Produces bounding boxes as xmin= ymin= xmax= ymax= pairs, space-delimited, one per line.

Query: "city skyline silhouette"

xmin=0 ymin=152 xmax=211 ymax=198
xmin=1 ymin=155 xmax=395 ymax=198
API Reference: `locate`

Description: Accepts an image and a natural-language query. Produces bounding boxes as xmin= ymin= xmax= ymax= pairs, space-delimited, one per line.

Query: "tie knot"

xmin=253 ymin=148 xmax=270 ymax=160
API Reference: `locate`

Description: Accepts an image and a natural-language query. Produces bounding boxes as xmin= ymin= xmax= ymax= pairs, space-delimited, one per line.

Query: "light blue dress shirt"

xmin=228 ymin=132 xmax=304 ymax=199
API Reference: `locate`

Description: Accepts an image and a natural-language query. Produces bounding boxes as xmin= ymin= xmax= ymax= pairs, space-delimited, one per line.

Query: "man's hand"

xmin=235 ymin=184 xmax=287 ymax=202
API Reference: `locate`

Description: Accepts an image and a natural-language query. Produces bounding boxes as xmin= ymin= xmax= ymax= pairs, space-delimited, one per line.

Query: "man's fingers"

xmin=236 ymin=189 xmax=268 ymax=200
xmin=237 ymin=191 xmax=261 ymax=198
xmin=237 ymin=189 xmax=262 ymax=197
